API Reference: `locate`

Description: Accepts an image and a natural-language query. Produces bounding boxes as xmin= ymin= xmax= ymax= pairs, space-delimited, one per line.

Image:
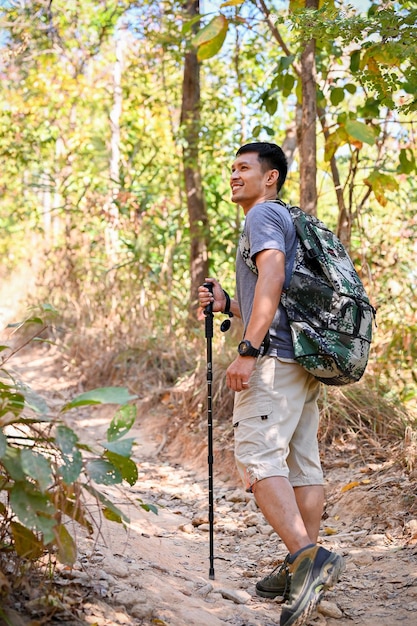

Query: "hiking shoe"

xmin=280 ymin=545 xmax=344 ymax=626
xmin=256 ymin=555 xmax=289 ymax=600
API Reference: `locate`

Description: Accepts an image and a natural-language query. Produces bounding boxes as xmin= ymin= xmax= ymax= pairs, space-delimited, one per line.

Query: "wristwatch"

xmin=238 ymin=339 xmax=260 ymax=357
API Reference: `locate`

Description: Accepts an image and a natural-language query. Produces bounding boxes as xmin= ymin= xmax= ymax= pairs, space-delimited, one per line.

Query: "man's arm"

xmin=226 ymin=249 xmax=285 ymax=392
xmin=243 ymin=248 xmax=285 ymax=348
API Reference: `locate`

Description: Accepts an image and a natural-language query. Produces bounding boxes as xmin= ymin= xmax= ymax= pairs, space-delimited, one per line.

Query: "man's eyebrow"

xmin=232 ymin=160 xmax=251 ymax=169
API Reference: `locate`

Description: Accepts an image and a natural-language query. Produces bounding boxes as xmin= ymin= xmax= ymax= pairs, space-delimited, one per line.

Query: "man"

xmin=198 ymin=142 xmax=343 ymax=626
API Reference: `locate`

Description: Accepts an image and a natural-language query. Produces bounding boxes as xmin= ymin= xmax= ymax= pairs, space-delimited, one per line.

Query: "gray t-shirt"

xmin=236 ymin=200 xmax=297 ymax=359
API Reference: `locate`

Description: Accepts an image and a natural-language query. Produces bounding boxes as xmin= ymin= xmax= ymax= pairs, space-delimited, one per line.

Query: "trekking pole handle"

xmin=203 ymin=282 xmax=213 ymax=315
xmin=203 ymin=283 xmax=214 ymax=340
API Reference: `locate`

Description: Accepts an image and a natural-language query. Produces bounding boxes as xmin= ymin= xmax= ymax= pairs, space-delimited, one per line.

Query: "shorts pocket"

xmin=233 ymin=401 xmax=272 ymax=424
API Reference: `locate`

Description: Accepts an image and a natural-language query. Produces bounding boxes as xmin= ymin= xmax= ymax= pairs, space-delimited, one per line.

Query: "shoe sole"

xmin=256 ymin=588 xmax=285 ymax=600
xmin=281 ymin=554 xmax=344 ymax=626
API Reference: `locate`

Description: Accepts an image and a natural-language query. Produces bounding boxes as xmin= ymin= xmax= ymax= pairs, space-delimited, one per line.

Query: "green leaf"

xmin=193 ymin=15 xmax=228 ymax=61
xmin=0 ymin=382 xmax=25 ymax=423
xmin=138 ymin=500 xmax=158 ymax=515
xmin=62 ymin=387 xmax=137 ymax=412
xmin=1 ymin=447 xmax=26 ymax=481
xmin=107 ymin=404 xmax=136 ymax=442
xmin=104 ymin=451 xmax=138 ymax=486
xmin=365 ymin=170 xmax=399 ymax=206
xmin=350 ymin=49 xmax=361 ymax=73
xmin=181 ymin=14 xmax=207 ymax=34
xmin=265 ymin=97 xmax=277 ymax=116
xmin=10 ymin=483 xmax=56 ymax=543
xmin=101 ymin=437 xmax=134 ymax=457
xmin=84 ymin=483 xmax=129 ymax=524
xmin=398 ymin=148 xmax=416 ymax=174
xmin=359 ymin=97 xmax=380 ymax=118
xmin=278 ymin=55 xmax=295 ymax=71
xmin=330 ymin=87 xmax=345 ymax=106
xmin=344 ymin=119 xmax=376 ymax=146
xmin=55 ymin=425 xmax=83 ymax=484
xmin=53 ymin=524 xmax=77 ymax=566
xmin=282 ymin=74 xmax=295 ymax=97
xmin=20 ymin=449 xmax=53 ymax=492
xmin=324 ymin=127 xmax=349 ymax=161
xmin=345 ymin=83 xmax=356 ymax=95
xmin=86 ymin=459 xmax=122 ymax=485
xmin=10 ymin=521 xmax=44 ymax=559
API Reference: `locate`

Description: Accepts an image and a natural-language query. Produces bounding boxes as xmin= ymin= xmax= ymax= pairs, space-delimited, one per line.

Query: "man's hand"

xmin=226 ymin=355 xmax=256 ymax=392
xmin=198 ymin=278 xmax=226 ymax=315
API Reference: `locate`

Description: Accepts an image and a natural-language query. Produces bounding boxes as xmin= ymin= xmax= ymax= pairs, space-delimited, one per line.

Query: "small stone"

xmin=219 ymin=587 xmax=252 ymax=604
xmin=318 ymin=600 xmax=343 ymax=618
xmin=195 ymin=582 xmax=213 ymax=597
xmin=198 ymin=523 xmax=210 ymax=532
xmin=244 ymin=527 xmax=258 ymax=537
xmin=102 ymin=558 xmax=129 ymax=578
xmin=243 ymin=512 xmax=261 ymax=526
xmin=226 ymin=489 xmax=247 ymax=503
xmin=113 ymin=589 xmax=141 ymax=608
xmin=405 ymin=519 xmax=417 ymax=538
xmin=130 ymin=602 xmax=154 ymax=619
xmin=179 ymin=523 xmax=194 ymax=534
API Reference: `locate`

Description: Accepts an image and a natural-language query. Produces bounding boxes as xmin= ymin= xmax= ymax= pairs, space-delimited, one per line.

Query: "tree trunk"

xmin=299 ymin=0 xmax=318 ymax=215
xmin=317 ymin=105 xmax=351 ymax=249
xmin=181 ymin=0 xmax=209 ymax=314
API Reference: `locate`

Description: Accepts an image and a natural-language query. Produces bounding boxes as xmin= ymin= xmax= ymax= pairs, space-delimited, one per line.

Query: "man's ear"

xmin=266 ymin=169 xmax=279 ymax=187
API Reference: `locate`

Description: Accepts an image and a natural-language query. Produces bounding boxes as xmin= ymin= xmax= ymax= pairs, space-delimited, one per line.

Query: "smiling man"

xmin=198 ymin=142 xmax=344 ymax=626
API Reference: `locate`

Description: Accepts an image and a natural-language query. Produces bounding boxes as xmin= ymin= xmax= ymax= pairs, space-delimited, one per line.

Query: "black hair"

xmin=236 ymin=142 xmax=288 ymax=193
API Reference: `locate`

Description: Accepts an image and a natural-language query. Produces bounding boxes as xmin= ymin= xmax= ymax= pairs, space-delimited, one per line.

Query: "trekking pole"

xmin=203 ymin=282 xmax=215 ymax=580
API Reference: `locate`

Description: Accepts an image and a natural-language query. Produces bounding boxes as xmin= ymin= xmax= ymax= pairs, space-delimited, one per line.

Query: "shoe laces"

xmin=265 ymin=554 xmax=289 ymax=581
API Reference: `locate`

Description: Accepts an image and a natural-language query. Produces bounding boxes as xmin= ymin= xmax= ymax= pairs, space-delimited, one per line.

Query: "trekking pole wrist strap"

xmin=222 ymin=290 xmax=232 ymax=316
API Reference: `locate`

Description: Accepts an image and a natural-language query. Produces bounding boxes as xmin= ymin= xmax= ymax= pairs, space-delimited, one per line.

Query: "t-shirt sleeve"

xmin=245 ymin=203 xmax=291 ymax=261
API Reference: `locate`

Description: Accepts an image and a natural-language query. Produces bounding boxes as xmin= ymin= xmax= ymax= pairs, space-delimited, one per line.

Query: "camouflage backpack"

xmin=239 ymin=200 xmax=376 ymax=386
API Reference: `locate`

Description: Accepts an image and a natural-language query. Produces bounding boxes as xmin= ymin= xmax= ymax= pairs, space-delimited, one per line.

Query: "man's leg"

xmin=252 ymin=476 xmax=314 ymax=554
xmin=294 ymin=484 xmax=324 ymax=543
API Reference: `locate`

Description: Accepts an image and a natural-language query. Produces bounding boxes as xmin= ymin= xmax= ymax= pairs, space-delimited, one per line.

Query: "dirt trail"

xmin=4 ymin=345 xmax=417 ymax=626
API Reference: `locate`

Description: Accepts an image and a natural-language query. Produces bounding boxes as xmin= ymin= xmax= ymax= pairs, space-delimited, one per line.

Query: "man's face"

xmin=230 ymin=151 xmax=272 ymax=212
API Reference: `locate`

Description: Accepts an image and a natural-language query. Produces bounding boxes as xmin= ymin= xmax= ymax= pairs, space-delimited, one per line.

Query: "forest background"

xmin=0 ymin=0 xmax=416 ymax=612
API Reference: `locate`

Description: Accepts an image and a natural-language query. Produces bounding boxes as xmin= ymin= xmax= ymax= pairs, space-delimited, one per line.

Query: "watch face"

xmin=239 ymin=341 xmax=248 ymax=353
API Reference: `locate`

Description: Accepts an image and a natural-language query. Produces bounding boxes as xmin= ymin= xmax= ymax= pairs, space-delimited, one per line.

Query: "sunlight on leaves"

xmin=55 ymin=425 xmax=83 ymax=484
xmin=192 ymin=15 xmax=228 ymax=61
xmin=104 ymin=450 xmax=138 ymax=486
xmin=61 ymin=387 xmax=137 ymax=412
xmin=107 ymin=404 xmax=136 ymax=442
xmin=365 ymin=170 xmax=399 ymax=206
xmin=86 ymin=459 xmax=122 ymax=485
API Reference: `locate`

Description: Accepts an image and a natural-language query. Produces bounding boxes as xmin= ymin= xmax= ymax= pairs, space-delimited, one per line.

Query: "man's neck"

xmin=241 ymin=193 xmax=277 ymax=214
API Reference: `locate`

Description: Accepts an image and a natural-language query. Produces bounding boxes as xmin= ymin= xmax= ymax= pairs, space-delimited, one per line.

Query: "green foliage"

xmin=0 ymin=0 xmax=415 ymax=413
xmin=0 ymin=317 xmax=148 ymax=571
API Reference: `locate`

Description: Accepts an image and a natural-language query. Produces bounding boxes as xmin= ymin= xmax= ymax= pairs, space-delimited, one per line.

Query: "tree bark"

xmin=181 ymin=0 xmax=209 ymax=314
xmin=299 ymin=0 xmax=318 ymax=215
